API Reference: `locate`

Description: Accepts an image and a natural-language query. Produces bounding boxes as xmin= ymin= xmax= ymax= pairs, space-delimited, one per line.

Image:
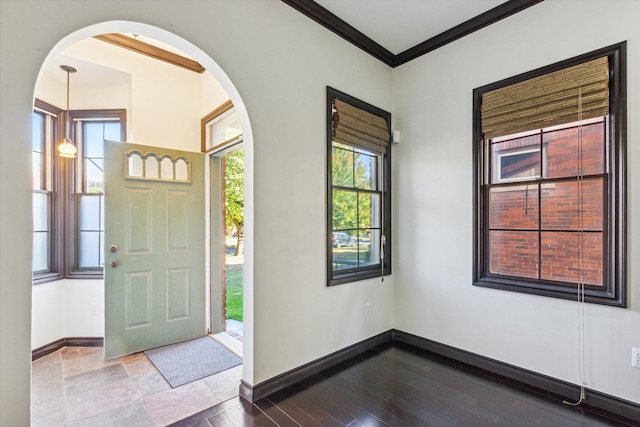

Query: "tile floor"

xmin=31 ymin=327 xmax=243 ymax=427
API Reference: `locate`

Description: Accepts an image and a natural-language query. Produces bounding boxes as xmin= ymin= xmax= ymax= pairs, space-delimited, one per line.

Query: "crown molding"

xmin=282 ymin=0 xmax=545 ymax=68
xmin=395 ymin=0 xmax=545 ymax=66
xmin=281 ymin=0 xmax=395 ymax=67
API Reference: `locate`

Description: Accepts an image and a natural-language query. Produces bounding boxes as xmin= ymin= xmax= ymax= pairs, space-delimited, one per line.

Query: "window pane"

xmin=104 ymin=122 xmax=122 ymax=142
xmin=32 ymin=152 xmax=44 ymax=190
xmin=99 ymin=230 xmax=105 ymax=267
xmin=332 ymin=189 xmax=357 ymax=230
xmin=354 ymin=152 xmax=377 ymax=190
xmin=176 ymin=159 xmax=188 ymax=181
xmin=100 ymin=195 xmax=105 ymax=230
xmin=489 ymin=185 xmax=539 ymax=230
xmin=208 ymin=109 xmax=242 ymax=149
xmin=332 ymin=231 xmax=357 ymax=270
xmin=33 ymin=232 xmax=49 ymax=272
xmin=128 ymin=154 xmax=143 ymax=177
xmin=545 ymin=120 xmax=605 ymax=179
xmin=80 ymin=195 xmax=101 ymax=230
xmin=358 ymin=228 xmax=380 ymax=267
xmin=332 ymin=231 xmax=356 ymax=248
xmin=541 ymin=178 xmax=603 ymax=231
xmin=33 ymin=192 xmax=49 ymax=231
xmin=145 ymin=157 xmax=159 ymax=179
xmin=541 ymin=231 xmax=603 ymax=286
xmin=79 ymin=231 xmax=100 ymax=268
xmin=489 ymin=230 xmax=538 ymax=279
xmin=357 ymin=192 xmax=380 ymax=229
xmin=85 ymin=159 xmax=104 ymax=193
xmin=332 ymin=146 xmax=353 ymax=187
xmin=84 ymin=122 xmax=105 ymax=158
xmin=32 ymin=112 xmax=46 ymax=190
xmin=161 ymin=158 xmax=174 ymax=180
xmin=32 ymin=112 xmax=45 ymax=151
xmin=491 ymin=134 xmax=541 ymax=183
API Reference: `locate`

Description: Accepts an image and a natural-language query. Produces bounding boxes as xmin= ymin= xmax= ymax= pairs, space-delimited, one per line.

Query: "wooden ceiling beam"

xmin=94 ymin=33 xmax=206 ymax=74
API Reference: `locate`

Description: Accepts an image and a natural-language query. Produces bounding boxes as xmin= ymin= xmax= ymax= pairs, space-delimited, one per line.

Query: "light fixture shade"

xmin=59 ymin=65 xmax=78 ymax=159
xmin=58 ymin=137 xmax=77 ymax=158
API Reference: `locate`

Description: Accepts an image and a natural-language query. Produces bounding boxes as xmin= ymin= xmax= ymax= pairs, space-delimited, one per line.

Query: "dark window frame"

xmin=66 ymin=109 xmax=126 ymax=279
xmin=32 ymin=100 xmax=63 ymax=284
xmin=472 ymin=42 xmax=627 ymax=307
xmin=32 ymin=104 xmax=127 ymax=283
xmin=327 ymin=87 xmax=392 ymax=286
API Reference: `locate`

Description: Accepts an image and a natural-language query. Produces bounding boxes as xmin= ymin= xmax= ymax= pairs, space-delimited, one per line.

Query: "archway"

xmin=31 ymin=21 xmax=254 ymax=422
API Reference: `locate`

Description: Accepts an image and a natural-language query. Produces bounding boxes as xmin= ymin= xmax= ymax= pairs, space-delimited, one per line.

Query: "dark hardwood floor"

xmin=173 ymin=343 xmax=631 ymax=427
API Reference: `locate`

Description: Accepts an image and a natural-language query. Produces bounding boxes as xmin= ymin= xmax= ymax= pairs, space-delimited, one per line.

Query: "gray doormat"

xmin=145 ymin=336 xmax=242 ymax=388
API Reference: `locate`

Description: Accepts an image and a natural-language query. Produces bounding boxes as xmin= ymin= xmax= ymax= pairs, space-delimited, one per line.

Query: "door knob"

xmin=110 ymin=260 xmax=119 ymax=268
xmin=109 ymin=244 xmax=119 ymax=253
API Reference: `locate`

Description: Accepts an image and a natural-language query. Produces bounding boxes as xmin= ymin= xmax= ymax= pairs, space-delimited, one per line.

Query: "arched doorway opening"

xmin=30 ymin=22 xmax=254 ymax=424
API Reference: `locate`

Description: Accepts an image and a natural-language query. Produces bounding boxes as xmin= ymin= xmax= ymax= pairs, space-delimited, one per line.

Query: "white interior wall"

xmin=61 ymin=38 xmax=218 ymax=152
xmin=206 ymin=1 xmax=395 ymax=385
xmin=200 ymin=72 xmax=230 ymax=118
xmin=63 ymin=280 xmax=105 ymax=338
xmin=30 ymin=281 xmax=67 ymax=348
xmin=31 ymin=280 xmax=105 ymax=349
xmin=1 ymin=1 xmax=393 ymax=424
xmin=392 ymin=0 xmax=639 ymax=404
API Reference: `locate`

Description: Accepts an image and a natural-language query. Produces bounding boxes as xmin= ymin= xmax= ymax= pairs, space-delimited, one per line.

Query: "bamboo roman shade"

xmin=481 ymin=56 xmax=609 ymax=140
xmin=332 ymin=98 xmax=390 ymax=155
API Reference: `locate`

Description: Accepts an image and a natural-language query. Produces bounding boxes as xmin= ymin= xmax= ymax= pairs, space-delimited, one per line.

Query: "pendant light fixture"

xmin=58 ymin=65 xmax=77 ymax=159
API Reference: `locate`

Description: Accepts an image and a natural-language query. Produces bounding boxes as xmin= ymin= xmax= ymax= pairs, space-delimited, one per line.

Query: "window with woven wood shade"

xmin=473 ymin=42 xmax=627 ymax=307
xmin=332 ymin=98 xmax=390 ymax=155
xmin=327 ymin=87 xmax=391 ymax=286
xmin=481 ymin=56 xmax=609 ymax=139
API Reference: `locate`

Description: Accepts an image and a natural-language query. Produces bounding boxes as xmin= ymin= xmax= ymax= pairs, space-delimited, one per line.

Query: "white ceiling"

xmin=38 ymin=1 xmax=511 ymax=88
xmin=40 ymin=55 xmax=131 ymax=89
xmin=315 ymin=0 xmax=508 ymax=54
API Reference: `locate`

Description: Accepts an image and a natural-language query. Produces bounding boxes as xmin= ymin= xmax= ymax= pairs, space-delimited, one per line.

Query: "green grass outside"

xmin=225 ymin=264 xmax=243 ymax=322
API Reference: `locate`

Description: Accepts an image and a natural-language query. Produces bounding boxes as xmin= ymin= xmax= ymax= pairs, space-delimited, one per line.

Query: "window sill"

xmin=474 ymin=276 xmax=625 ymax=307
xmin=33 ymin=272 xmax=63 ymax=285
xmin=329 ymin=268 xmax=391 ymax=286
xmin=33 ymin=271 xmax=105 ymax=284
xmin=66 ymin=270 xmax=104 ymax=280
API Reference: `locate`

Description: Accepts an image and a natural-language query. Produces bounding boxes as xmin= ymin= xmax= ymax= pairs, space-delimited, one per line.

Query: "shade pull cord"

xmin=380 ymin=235 xmax=386 ymax=282
xmin=563 ymin=87 xmax=587 ymax=407
xmin=379 ymin=142 xmax=385 ymax=284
